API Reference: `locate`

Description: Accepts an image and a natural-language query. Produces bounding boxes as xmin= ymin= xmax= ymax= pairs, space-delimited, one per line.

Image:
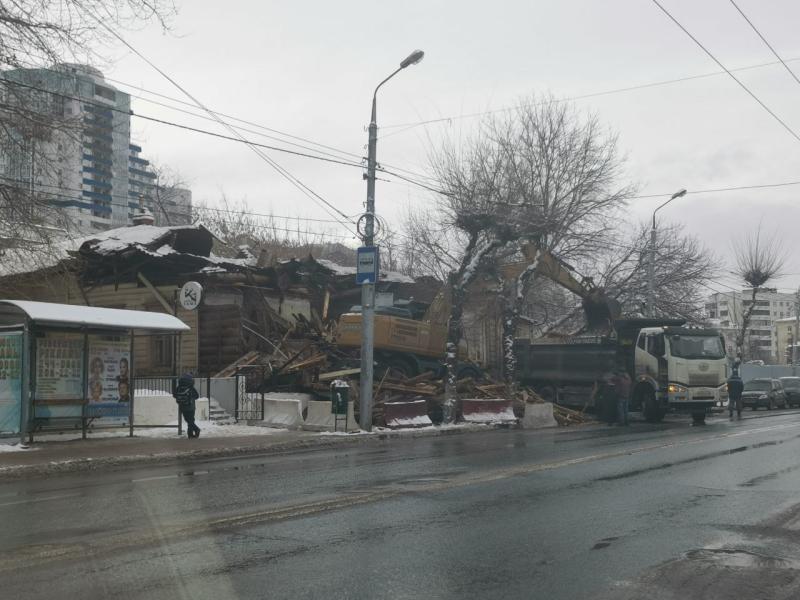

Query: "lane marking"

xmin=4 ymin=417 xmax=800 ymax=570
xmin=0 ymin=493 xmax=80 ymax=508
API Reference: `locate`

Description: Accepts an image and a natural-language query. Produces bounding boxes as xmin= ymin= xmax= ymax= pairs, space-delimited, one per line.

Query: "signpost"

xmin=356 ymin=247 xmax=379 ymax=285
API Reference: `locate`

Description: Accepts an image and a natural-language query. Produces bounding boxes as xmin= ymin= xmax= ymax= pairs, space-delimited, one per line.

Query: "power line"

xmin=0 ymin=77 xmax=364 ymax=170
xmin=41 ymin=20 xmax=357 ymax=233
xmin=0 ymin=175 xmax=355 ymax=235
xmin=379 ymin=56 xmax=800 ymax=136
xmin=728 ymin=0 xmax=800 ymax=88
xmin=651 ymin=0 xmax=800 ymax=145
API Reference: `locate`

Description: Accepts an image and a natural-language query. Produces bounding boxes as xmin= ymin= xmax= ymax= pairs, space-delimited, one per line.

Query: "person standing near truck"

xmin=727 ymin=369 xmax=744 ymax=419
xmin=592 ymin=371 xmax=617 ymax=425
xmin=613 ymin=368 xmax=632 ymax=426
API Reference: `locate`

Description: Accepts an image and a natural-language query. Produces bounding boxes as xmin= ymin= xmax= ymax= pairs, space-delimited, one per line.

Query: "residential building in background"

xmin=705 ymin=289 xmax=796 ymax=363
xmin=0 ymin=64 xmax=191 ymax=234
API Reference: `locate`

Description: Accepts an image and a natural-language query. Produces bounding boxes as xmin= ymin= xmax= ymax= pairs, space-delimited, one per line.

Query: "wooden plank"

xmin=284 ymin=353 xmax=326 ymax=372
xmin=404 ymin=371 xmax=435 ymax=385
xmin=318 ymin=368 xmax=361 ymax=381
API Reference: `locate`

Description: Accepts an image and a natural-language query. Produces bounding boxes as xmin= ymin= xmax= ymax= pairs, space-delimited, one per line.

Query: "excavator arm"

xmin=421 ymin=242 xmax=619 ymax=331
xmin=506 ymin=243 xmax=620 ymax=330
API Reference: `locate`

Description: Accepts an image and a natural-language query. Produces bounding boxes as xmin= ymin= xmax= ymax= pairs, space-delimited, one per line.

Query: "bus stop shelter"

xmin=0 ymin=300 xmax=189 ymax=443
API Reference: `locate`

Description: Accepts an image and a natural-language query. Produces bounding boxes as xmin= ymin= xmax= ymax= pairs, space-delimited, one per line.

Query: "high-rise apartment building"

xmin=705 ymin=289 xmax=796 ymax=362
xmin=0 ymin=64 xmax=191 ymax=234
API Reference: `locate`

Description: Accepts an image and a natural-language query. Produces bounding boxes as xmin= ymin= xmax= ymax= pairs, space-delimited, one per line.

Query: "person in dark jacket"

xmin=727 ymin=370 xmax=745 ymax=419
xmin=613 ymin=368 xmax=632 ymax=426
xmin=592 ymin=371 xmax=617 ymax=425
xmin=174 ymin=373 xmax=200 ymax=438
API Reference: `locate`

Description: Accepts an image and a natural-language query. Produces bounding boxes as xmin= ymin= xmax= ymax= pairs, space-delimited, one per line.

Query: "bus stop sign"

xmin=356 ymin=246 xmax=379 ymax=285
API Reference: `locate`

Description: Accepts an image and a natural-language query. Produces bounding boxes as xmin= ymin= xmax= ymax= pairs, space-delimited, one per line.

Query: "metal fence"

xmin=134 ymin=367 xmax=272 ymax=423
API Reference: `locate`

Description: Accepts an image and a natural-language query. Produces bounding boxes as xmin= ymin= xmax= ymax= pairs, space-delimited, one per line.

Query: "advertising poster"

xmin=0 ymin=332 xmax=23 ymax=434
xmin=87 ymin=335 xmax=131 ymax=419
xmin=35 ymin=333 xmax=84 ymax=401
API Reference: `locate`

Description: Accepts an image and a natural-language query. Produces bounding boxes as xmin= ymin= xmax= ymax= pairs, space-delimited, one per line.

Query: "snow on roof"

xmin=83 ymin=225 xmax=188 ymax=255
xmin=0 ymin=225 xmax=211 ymax=278
xmin=315 ymin=259 xmax=414 ymax=283
xmin=0 ymin=300 xmax=190 ymax=332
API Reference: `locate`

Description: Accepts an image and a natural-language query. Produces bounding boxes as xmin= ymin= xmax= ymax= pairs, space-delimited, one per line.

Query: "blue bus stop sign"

xmin=356 ymin=246 xmax=379 ymax=284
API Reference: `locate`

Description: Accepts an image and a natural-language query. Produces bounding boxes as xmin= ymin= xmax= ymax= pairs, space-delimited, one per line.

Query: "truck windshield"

xmin=668 ymin=335 xmax=725 ymax=359
xmin=744 ymin=380 xmax=771 ymax=392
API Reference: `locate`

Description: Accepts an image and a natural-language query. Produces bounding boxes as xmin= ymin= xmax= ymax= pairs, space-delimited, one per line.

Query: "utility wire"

xmin=0 ymin=175 xmax=355 ymax=233
xmin=651 ymin=0 xmax=800 ymax=145
xmin=107 ymin=76 xmax=438 ymax=183
xmin=380 ymin=55 xmax=800 ymax=135
xmin=728 ymin=0 xmax=800 ymax=87
xmin=88 ymin=19 xmax=357 ymax=232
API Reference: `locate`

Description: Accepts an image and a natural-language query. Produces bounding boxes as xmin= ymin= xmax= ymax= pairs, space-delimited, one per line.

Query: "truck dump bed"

xmin=514 ymin=338 xmax=619 ymax=385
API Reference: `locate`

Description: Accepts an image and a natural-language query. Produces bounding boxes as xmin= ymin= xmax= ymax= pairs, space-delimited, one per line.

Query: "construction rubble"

xmin=218 ymin=329 xmax=593 ymax=428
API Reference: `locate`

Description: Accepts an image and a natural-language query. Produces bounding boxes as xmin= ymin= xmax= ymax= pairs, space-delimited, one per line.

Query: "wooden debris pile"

xmin=217 ymin=334 xmax=593 ymax=427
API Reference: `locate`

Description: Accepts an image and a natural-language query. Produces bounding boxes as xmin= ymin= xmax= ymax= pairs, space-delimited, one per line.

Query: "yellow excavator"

xmin=334 ymin=243 xmax=620 ymax=377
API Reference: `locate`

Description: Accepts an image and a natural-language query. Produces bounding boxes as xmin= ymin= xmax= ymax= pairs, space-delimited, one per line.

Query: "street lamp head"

xmin=400 ymin=49 xmax=425 ymax=69
xmin=671 ymin=188 xmax=688 ymax=200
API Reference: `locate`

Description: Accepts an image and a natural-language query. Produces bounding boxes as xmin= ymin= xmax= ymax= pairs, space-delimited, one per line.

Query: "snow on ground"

xmin=29 ymin=419 xmax=289 ymax=442
xmin=0 ymin=442 xmax=38 ymax=452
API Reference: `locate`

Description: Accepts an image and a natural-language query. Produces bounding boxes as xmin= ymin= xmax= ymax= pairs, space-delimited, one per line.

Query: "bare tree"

xmin=423 ymin=94 xmax=634 ymax=406
xmin=732 ymin=227 xmax=786 ymax=361
xmin=195 ymin=196 xmax=356 ymax=264
xmin=591 ymin=222 xmax=718 ymax=323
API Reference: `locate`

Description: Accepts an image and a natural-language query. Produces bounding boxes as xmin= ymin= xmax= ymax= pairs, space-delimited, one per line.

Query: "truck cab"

xmin=633 ymin=326 xmax=728 ymax=423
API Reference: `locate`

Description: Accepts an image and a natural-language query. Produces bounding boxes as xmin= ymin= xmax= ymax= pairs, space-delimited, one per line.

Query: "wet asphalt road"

xmin=4 ymin=410 xmax=800 ymax=599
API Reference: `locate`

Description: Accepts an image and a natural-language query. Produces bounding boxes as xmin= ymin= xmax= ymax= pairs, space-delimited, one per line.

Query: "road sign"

xmin=356 ymin=246 xmax=379 ymax=285
xmin=179 ymin=281 xmax=203 ymax=310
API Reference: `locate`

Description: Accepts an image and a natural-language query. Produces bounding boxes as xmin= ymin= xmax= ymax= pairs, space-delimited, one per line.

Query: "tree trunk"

xmin=443 ymin=276 xmax=465 ymax=423
xmin=736 ymin=287 xmax=758 ymax=362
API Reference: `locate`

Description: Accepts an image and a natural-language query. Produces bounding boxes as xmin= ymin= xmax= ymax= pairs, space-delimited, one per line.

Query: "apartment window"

xmin=94 ymin=84 xmax=116 ymax=101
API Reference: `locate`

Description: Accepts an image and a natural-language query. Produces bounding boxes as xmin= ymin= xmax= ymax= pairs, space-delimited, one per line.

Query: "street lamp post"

xmin=648 ymin=188 xmax=687 ymax=317
xmin=360 ymin=49 xmax=424 ymax=432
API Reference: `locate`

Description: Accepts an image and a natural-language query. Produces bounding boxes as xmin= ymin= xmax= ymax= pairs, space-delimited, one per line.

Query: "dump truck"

xmin=502 ymin=244 xmax=729 ymax=424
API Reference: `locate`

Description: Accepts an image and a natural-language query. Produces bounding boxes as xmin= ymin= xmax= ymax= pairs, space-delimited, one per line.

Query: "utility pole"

xmin=358 ymin=50 xmax=424 ymax=432
xmin=648 ymin=188 xmax=687 ymax=317
xmin=793 ymin=287 xmax=799 ymax=374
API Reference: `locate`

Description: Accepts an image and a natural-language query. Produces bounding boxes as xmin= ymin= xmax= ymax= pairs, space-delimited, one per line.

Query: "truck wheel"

xmin=691 ymin=411 xmax=706 ymax=426
xmin=456 ymin=365 xmax=481 ymax=381
xmin=643 ymin=390 xmax=664 ymax=423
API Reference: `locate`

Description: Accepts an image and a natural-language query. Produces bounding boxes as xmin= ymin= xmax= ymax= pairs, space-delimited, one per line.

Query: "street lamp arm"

xmin=651 ymin=189 xmax=688 ymax=229
xmin=371 ymin=66 xmax=403 ymax=123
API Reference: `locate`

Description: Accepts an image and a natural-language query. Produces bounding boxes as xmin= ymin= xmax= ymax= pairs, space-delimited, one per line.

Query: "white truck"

xmin=515 ymin=318 xmax=729 ymax=424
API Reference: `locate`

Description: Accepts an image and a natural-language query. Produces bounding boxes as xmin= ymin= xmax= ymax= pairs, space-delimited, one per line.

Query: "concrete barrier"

xmin=261 ymin=397 xmax=305 ymax=429
xmin=133 ymin=394 xmax=209 ymax=425
xmin=301 ymin=400 xmax=359 ymax=432
xmin=384 ymin=399 xmax=432 ymax=429
xmin=522 ymin=402 xmax=557 ymax=429
xmin=460 ymin=398 xmax=517 ymax=425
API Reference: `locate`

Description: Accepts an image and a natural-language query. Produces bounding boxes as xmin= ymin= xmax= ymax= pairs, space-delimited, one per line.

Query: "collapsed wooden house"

xmin=0 ymin=223 xmax=419 ymax=377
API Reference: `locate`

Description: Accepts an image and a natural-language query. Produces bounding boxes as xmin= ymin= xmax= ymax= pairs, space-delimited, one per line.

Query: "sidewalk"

xmin=0 ymin=420 xmax=495 ymax=480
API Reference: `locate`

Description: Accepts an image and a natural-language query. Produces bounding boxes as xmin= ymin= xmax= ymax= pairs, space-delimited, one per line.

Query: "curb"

xmin=0 ymin=423 xmax=498 ymax=481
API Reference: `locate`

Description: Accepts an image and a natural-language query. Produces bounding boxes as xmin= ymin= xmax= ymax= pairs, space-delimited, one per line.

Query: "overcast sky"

xmin=104 ymin=0 xmax=800 ymax=294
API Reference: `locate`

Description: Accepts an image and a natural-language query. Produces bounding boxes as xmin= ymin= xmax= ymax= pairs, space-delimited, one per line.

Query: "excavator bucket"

xmin=582 ymin=290 xmax=621 ymax=331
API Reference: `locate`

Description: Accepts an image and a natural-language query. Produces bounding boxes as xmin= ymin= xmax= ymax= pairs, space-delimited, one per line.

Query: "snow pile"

xmin=386 ymin=415 xmax=433 ymax=428
xmin=316 ymin=259 xmax=414 ymax=283
xmin=0 ymin=443 xmax=37 ymax=453
xmin=461 ymin=411 xmax=517 ymax=424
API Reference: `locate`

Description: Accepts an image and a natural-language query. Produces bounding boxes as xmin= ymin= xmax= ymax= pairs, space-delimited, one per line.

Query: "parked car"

xmin=741 ymin=378 xmax=787 ymax=410
xmin=779 ymin=377 xmax=800 ymax=408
